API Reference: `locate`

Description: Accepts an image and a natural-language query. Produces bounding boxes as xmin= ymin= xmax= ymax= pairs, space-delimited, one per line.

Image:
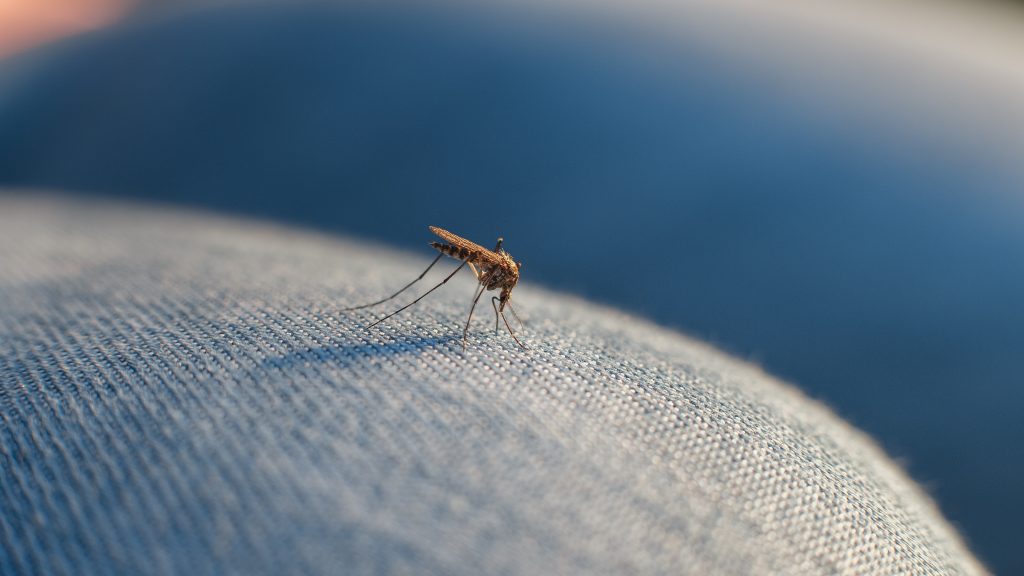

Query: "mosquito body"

xmin=345 ymin=226 xmax=525 ymax=348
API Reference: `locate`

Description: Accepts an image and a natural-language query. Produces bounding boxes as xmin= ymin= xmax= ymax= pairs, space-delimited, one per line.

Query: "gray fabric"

xmin=0 ymin=194 xmax=985 ymax=575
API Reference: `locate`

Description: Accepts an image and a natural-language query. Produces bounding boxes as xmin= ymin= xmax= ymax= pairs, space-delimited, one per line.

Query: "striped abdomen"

xmin=431 ymin=242 xmax=480 ymax=263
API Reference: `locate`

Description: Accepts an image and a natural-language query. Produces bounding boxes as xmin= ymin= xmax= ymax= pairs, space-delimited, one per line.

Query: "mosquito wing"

xmin=429 ymin=226 xmax=501 ymax=263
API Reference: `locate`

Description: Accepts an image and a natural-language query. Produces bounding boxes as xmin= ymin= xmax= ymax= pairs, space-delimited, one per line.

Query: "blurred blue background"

xmin=1 ymin=0 xmax=1022 ymax=572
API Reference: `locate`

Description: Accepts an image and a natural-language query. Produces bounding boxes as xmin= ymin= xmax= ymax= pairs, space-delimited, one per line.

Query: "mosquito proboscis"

xmin=345 ymin=226 xmax=525 ymax=348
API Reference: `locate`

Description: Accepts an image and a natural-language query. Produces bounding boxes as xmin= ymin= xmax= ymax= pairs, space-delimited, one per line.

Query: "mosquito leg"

xmin=463 ymin=283 xmax=487 ymax=348
xmin=343 ymin=253 xmax=444 ymax=310
xmin=467 ymin=261 xmax=480 ymax=280
xmin=500 ymin=309 xmax=526 ymax=349
xmin=367 ymin=260 xmax=467 ymax=328
xmin=491 ymin=296 xmax=501 ymax=334
xmin=490 ymin=296 xmax=523 ymax=346
xmin=508 ymin=301 xmax=525 ymax=332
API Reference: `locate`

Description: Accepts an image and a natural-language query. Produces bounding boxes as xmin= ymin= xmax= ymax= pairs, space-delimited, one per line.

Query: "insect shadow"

xmin=345 ymin=226 xmax=526 ymax=349
xmin=258 ymin=334 xmax=462 ymax=375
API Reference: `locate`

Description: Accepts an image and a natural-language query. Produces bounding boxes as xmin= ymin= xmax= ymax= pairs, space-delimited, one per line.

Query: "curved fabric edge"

xmin=0 ymin=192 xmax=987 ymax=575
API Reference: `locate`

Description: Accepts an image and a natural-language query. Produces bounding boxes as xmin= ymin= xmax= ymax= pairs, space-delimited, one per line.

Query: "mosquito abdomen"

xmin=431 ymin=242 xmax=477 ymax=262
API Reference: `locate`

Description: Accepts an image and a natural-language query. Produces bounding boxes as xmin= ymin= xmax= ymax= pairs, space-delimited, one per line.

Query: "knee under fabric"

xmin=0 ymin=194 xmax=984 ymax=575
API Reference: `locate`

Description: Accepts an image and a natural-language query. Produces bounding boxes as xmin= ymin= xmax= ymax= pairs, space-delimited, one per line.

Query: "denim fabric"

xmin=0 ymin=194 xmax=985 ymax=575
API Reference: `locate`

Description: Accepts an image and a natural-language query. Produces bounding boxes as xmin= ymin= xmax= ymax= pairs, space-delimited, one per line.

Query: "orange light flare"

xmin=0 ymin=0 xmax=135 ymax=59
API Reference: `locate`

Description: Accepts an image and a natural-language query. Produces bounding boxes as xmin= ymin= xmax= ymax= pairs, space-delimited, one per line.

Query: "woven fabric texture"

xmin=0 ymin=194 xmax=984 ymax=575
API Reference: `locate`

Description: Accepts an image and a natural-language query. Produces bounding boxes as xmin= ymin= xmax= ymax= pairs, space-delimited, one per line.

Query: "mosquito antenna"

xmin=343 ymin=253 xmax=444 ymax=310
xmin=462 ymin=283 xmax=487 ymax=348
xmin=367 ymin=260 xmax=467 ymax=328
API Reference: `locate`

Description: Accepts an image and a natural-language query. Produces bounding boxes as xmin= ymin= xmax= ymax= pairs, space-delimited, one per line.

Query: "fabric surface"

xmin=0 ymin=194 xmax=985 ymax=575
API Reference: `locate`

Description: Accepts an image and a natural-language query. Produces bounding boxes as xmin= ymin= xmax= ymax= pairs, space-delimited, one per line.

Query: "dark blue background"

xmin=1 ymin=3 xmax=1021 ymax=572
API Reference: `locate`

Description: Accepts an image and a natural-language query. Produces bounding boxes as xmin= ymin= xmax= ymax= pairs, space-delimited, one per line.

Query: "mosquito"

xmin=345 ymin=226 xmax=526 ymax=348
